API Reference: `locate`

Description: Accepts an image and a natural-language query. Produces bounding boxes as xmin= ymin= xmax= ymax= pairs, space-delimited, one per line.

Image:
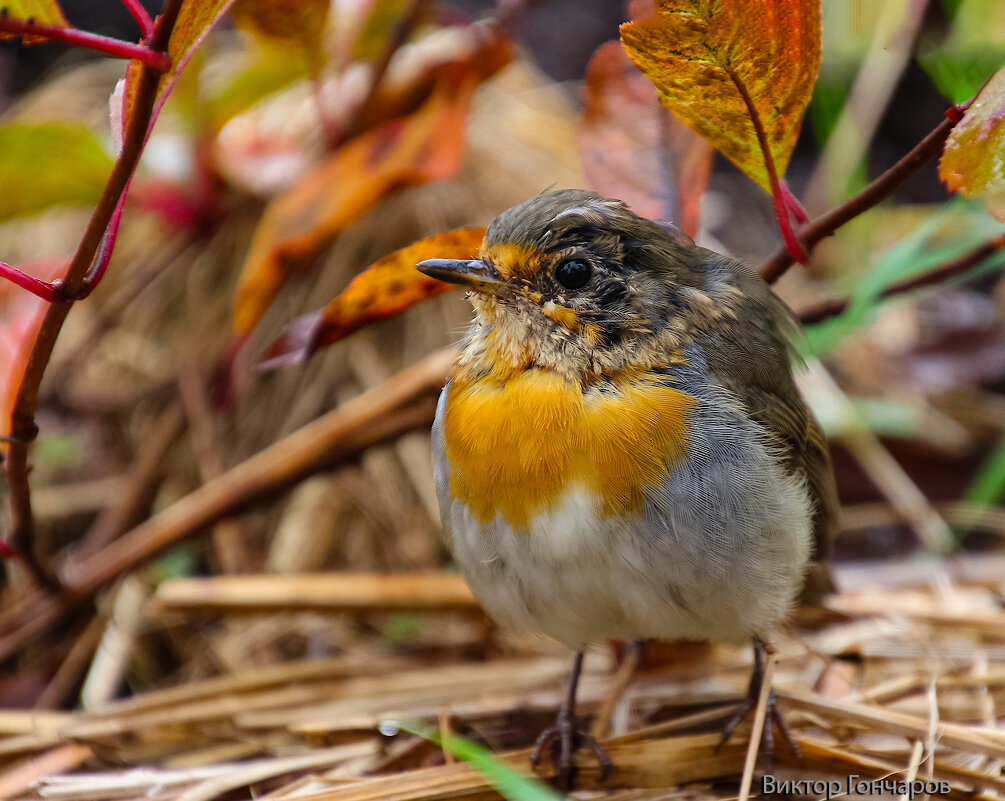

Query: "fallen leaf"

xmin=0 ymin=123 xmax=113 ymax=220
xmin=260 ymin=227 xmax=485 ymax=368
xmin=620 ymin=0 xmax=820 ymax=194
xmin=232 ymin=61 xmax=499 ymax=337
xmin=579 ymin=40 xmax=712 ymax=237
xmin=0 ymin=0 xmax=69 ymax=43
xmin=940 ymin=68 xmax=1005 ymax=221
xmin=231 ymin=0 xmax=330 ymax=76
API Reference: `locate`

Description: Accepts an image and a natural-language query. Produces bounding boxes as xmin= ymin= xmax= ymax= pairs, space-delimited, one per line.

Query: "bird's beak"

xmin=416 ymin=259 xmax=506 ymax=295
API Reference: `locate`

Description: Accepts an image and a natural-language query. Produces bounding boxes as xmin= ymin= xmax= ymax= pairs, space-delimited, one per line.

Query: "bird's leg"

xmin=530 ymin=650 xmax=612 ymax=792
xmin=717 ymin=638 xmax=801 ymax=759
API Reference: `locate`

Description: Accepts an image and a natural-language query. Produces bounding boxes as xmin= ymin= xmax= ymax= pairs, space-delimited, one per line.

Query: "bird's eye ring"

xmin=554 ymin=258 xmax=591 ymax=290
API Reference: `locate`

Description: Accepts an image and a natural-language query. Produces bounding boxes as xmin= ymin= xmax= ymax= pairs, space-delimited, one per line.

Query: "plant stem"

xmin=121 ymin=0 xmax=155 ymax=39
xmin=3 ymin=0 xmax=183 ymax=592
xmin=726 ymin=65 xmax=808 ymax=264
xmin=0 ymin=261 xmax=58 ymax=302
xmin=0 ymin=16 xmax=170 ymax=71
xmin=760 ymin=94 xmax=978 ymax=284
xmin=797 ymin=233 xmax=1005 ymax=325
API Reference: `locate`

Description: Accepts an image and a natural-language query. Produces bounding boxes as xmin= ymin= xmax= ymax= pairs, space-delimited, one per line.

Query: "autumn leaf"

xmin=0 ymin=0 xmax=69 ymax=43
xmin=232 ymin=56 xmax=504 ymax=338
xmin=116 ymin=0 xmax=238 ymax=148
xmin=940 ymin=68 xmax=1005 ymax=221
xmin=0 ymin=260 xmax=65 ymax=453
xmin=620 ymin=0 xmax=820 ymax=195
xmin=579 ymin=40 xmax=712 ymax=237
xmin=231 ymin=0 xmax=330 ymax=76
xmin=260 ymin=227 xmax=485 ymax=368
xmin=0 ymin=123 xmax=113 ymax=220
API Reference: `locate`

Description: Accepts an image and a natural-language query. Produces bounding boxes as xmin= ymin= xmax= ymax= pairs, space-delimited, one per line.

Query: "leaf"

xmin=230 ymin=0 xmax=330 ymax=76
xmin=117 ymin=0 xmax=239 ymax=146
xmin=390 ymin=721 xmax=562 ymax=801
xmin=940 ymin=68 xmax=1005 ymax=220
xmin=0 ymin=260 xmax=65 ymax=452
xmin=804 ymin=200 xmax=1005 ymax=356
xmin=620 ymin=0 xmax=821 ymax=195
xmin=0 ymin=123 xmax=113 ymax=220
xmin=579 ymin=40 xmax=712 ymax=237
xmin=0 ymin=0 xmax=69 ymax=43
xmin=233 ymin=68 xmax=489 ymax=338
xmin=260 ymin=227 xmax=485 ymax=368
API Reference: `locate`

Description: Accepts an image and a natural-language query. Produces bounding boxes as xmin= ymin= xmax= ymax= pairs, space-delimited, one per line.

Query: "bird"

xmin=416 ymin=189 xmax=838 ymax=791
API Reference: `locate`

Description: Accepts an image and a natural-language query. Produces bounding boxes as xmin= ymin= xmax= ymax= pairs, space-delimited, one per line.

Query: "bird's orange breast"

xmin=442 ymin=367 xmax=697 ymax=529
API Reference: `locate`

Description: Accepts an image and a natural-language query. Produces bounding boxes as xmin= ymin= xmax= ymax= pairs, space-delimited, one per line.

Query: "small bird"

xmin=417 ymin=189 xmax=837 ymax=790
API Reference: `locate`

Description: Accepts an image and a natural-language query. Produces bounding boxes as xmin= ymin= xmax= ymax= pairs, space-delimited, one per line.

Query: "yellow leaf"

xmin=620 ymin=0 xmax=821 ymax=193
xmin=231 ymin=0 xmax=330 ymax=76
xmin=0 ymin=0 xmax=69 ymax=43
xmin=941 ymin=68 xmax=1005 ymax=220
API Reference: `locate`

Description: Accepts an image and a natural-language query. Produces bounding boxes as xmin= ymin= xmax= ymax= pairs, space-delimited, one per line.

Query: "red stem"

xmin=0 ymin=261 xmax=58 ymax=302
xmin=2 ymin=0 xmax=184 ymax=593
xmin=726 ymin=66 xmax=808 ymax=264
xmin=760 ymin=91 xmax=981 ymax=284
xmin=780 ymin=181 xmax=809 ymax=225
xmin=120 ymin=0 xmax=155 ymax=39
xmin=0 ymin=17 xmax=170 ymax=72
xmin=83 ymin=193 xmax=128 ymax=291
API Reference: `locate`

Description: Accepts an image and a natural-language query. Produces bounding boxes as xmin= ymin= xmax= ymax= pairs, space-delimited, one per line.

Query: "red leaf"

xmin=579 ymin=40 xmax=711 ymax=237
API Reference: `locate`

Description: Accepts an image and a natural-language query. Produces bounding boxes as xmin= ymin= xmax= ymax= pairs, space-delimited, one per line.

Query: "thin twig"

xmin=120 ymin=0 xmax=155 ymax=39
xmin=760 ymin=92 xmax=979 ymax=284
xmin=797 ymin=233 xmax=1005 ymax=324
xmin=3 ymin=0 xmax=183 ymax=592
xmin=0 ymin=262 xmax=58 ymax=302
xmin=0 ymin=16 xmax=169 ymax=70
xmin=738 ymin=647 xmax=775 ymax=801
xmin=0 ymin=348 xmax=453 ymax=661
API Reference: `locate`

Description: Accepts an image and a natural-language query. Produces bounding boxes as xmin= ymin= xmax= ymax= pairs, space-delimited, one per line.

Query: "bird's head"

xmin=418 ymin=189 xmax=742 ymax=380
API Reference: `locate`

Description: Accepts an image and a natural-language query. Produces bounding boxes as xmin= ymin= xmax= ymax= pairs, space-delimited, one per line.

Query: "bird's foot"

xmin=717 ymin=685 xmax=801 ymax=759
xmin=530 ymin=709 xmax=612 ymax=793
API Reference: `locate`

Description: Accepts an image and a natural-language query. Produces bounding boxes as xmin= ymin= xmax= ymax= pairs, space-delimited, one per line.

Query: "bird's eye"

xmin=554 ymin=258 xmax=591 ymax=290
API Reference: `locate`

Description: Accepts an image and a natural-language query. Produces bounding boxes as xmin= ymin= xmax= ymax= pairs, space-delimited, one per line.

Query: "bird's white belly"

xmin=444 ymin=479 xmax=810 ymax=650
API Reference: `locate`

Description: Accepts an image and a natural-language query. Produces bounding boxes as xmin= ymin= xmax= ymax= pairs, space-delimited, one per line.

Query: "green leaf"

xmin=0 ymin=123 xmax=113 ymax=220
xmin=804 ymin=200 xmax=1005 ymax=355
xmin=207 ymin=50 xmax=307 ymax=132
xmin=391 ymin=721 xmax=562 ymax=801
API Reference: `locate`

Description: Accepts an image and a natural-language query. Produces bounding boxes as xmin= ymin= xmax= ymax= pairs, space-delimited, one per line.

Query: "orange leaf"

xmin=0 ymin=260 xmax=65 ymax=451
xmin=259 ymin=227 xmax=485 ymax=368
xmin=231 ymin=0 xmax=330 ymax=76
xmin=620 ymin=0 xmax=820 ymax=194
xmin=940 ymin=69 xmax=1005 ymax=221
xmin=0 ymin=1 xmax=69 ymax=43
xmin=579 ymin=40 xmax=712 ymax=237
xmin=233 ymin=68 xmax=482 ymax=337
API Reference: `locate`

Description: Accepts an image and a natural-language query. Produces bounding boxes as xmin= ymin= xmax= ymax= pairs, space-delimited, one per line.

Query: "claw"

xmin=530 ymin=651 xmax=612 ymax=792
xmin=717 ymin=638 xmax=801 ymax=760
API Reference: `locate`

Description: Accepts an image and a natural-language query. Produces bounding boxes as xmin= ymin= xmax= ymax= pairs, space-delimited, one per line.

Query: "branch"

xmin=3 ymin=0 xmax=183 ymax=592
xmin=797 ymin=233 xmax=1005 ymax=325
xmin=0 ymin=348 xmax=454 ymax=661
xmin=0 ymin=16 xmax=169 ymax=71
xmin=760 ymin=95 xmax=978 ymax=284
